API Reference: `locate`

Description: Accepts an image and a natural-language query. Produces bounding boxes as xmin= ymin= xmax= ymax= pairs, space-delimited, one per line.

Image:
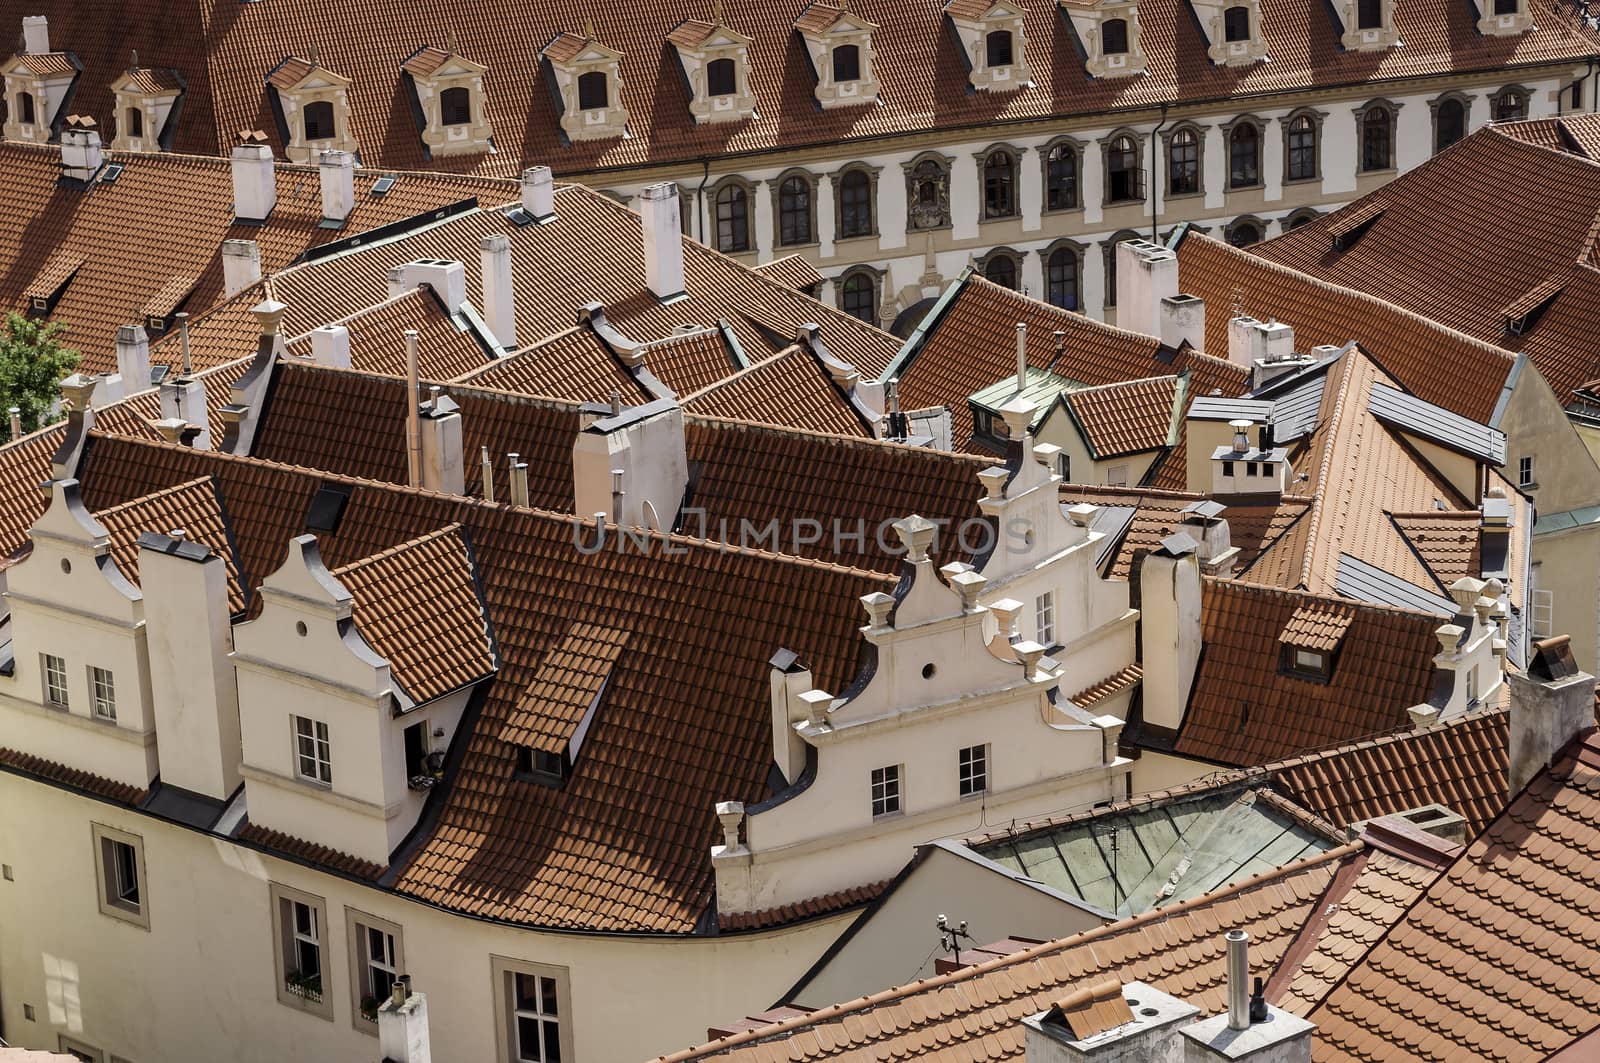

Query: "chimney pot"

xmin=508 ymin=458 xmax=530 ymax=508
xmin=399 ymin=259 xmax=467 ymax=312
xmin=115 ymin=324 xmax=151 ymax=393
xmin=8 ymin=406 xmax=21 ymax=439
xmin=318 ymin=149 xmax=356 ymax=222
xmin=480 ymin=446 xmax=495 ymax=503
xmin=521 ymin=165 xmax=555 ymax=220
xmin=1226 ymin=930 xmax=1250 ymax=1031
xmin=176 ymin=312 xmax=193 ymax=375
xmin=1014 ymin=321 xmax=1027 ymax=394
xmin=640 ymin=183 xmax=686 ymax=299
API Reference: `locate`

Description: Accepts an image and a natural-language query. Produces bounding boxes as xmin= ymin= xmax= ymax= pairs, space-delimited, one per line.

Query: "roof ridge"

xmin=684 ymin=412 xmax=994 ymax=465
xmin=1205 ymin=572 xmax=1442 ymax=621
xmin=278 ymin=358 xmax=588 ymax=412
xmin=1294 ymin=350 xmax=1359 ymax=590
xmin=652 ymin=841 xmax=1365 ymax=1062
xmin=1069 ymin=373 xmax=1180 ymax=397
xmin=1267 ymin=703 xmax=1507 ymax=772
xmin=679 ymin=342 xmax=814 ymax=405
xmin=332 ymin=521 xmax=466 ymax=577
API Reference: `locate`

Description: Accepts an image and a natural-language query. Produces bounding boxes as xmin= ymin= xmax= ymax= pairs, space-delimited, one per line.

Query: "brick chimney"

xmin=222 ymin=239 xmax=262 ymax=297
xmin=378 ymin=979 xmax=432 ymax=1063
xmin=60 ymin=117 xmax=104 ymax=182
xmin=231 ymin=139 xmax=277 ymax=222
xmin=309 ymin=324 xmax=351 ymax=368
xmin=1507 ymin=635 xmax=1595 ymax=799
xmin=521 ymin=165 xmax=555 ymax=221
xmin=138 ymin=530 xmax=242 ymax=800
xmin=1138 ymin=533 xmax=1202 ymax=733
xmin=318 ymin=149 xmax=355 ymax=223
xmin=479 ymin=234 xmax=518 ymax=350
xmin=1115 ymin=239 xmax=1177 ymax=338
xmin=640 ymin=183 xmax=686 ymax=300
xmin=21 ymin=15 xmax=49 ymax=53
xmin=573 ymin=399 xmax=688 ymax=529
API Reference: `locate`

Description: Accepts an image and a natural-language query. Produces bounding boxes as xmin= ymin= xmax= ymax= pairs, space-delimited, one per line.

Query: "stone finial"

xmin=1435 ymin=623 xmax=1465 ymax=655
xmin=715 ymin=802 xmax=745 ymax=851
xmin=998 ymin=396 xmax=1037 ymax=439
xmin=1066 ymin=502 xmax=1098 ymax=527
xmin=1448 ymin=576 xmax=1486 ymax=614
xmin=59 ymin=372 xmax=97 ymax=412
xmin=252 ymin=299 xmax=288 ymax=337
xmin=989 ymin=597 xmax=1023 ymax=639
xmin=948 ymin=568 xmax=987 ymax=611
xmin=1034 ymin=441 xmax=1062 ymax=471
xmin=1014 ymin=639 xmax=1046 ymax=678
xmin=860 ymin=590 xmax=895 ymax=630
xmin=893 ymin=514 xmax=938 ymax=562
xmin=977 ymin=466 xmax=1009 ymax=501
xmin=798 ymin=688 xmax=833 ymax=728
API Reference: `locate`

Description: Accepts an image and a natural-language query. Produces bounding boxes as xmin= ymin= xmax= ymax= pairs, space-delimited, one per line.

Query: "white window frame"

xmin=959 ymin=744 xmax=989 ymax=798
xmin=43 ymin=652 xmax=68 ymax=709
xmin=1035 ymin=591 xmax=1057 ymax=646
xmin=1519 ymin=455 xmax=1536 ymax=488
xmin=491 ymin=956 xmax=575 ymax=1063
xmin=1530 ymin=589 xmax=1554 ymax=640
xmin=90 ymin=666 xmax=116 ymax=721
xmin=91 ymin=823 xmax=149 ymax=930
xmin=1106 ymin=463 xmax=1129 ymax=486
xmin=346 ymin=908 xmax=405 ymax=1033
xmin=58 ymin=1037 xmax=104 ymax=1063
xmin=269 ymin=882 xmax=333 ymax=1019
xmin=870 ymin=764 xmax=902 ymax=818
xmin=293 ymin=715 xmax=333 ymax=786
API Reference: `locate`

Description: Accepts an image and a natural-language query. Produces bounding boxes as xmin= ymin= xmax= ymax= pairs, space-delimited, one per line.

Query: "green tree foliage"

xmin=0 ymin=313 xmax=80 ymax=444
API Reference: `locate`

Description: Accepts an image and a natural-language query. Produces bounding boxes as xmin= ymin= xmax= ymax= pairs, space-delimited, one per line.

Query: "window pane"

xmin=708 ymin=58 xmax=737 ymax=97
xmin=1103 ymin=18 xmax=1129 ymax=54
xmin=986 ymin=30 xmax=1013 ymax=67
xmin=515 ymin=972 xmax=541 ymax=1011
xmin=545 ymin=1021 xmax=563 ymax=1062
xmin=840 ymin=171 xmax=872 ymax=237
xmin=842 ymin=274 xmax=876 ymax=323
xmin=540 ymin=976 xmax=559 ymax=1016
xmin=577 ymin=72 xmax=608 ymax=110
xmin=1046 ymin=146 xmax=1077 ymax=211
xmin=1047 ymin=249 xmax=1079 ymax=310
xmin=517 ymin=1016 xmax=542 ymax=1061
xmin=833 ymin=44 xmax=860 ymax=82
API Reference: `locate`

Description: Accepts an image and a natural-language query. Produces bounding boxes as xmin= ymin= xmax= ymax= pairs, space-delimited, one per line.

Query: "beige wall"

xmin=1530 ymin=527 xmax=1600 ymax=675
xmin=1129 ymin=750 xmax=1215 ymax=795
xmin=1501 ymin=360 xmax=1600 ymax=515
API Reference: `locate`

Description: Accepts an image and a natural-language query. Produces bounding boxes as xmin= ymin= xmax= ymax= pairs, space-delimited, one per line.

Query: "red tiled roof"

xmin=13 ymin=51 xmax=77 ymax=77
xmin=138 ymin=272 xmax=199 ymax=320
xmin=92 ymin=476 xmax=248 ymax=614
xmin=282 ymin=288 xmax=492 ymax=381
xmin=751 ymin=254 xmax=822 ymax=293
xmin=1278 ymin=601 xmax=1354 ymax=653
xmin=120 ymin=66 xmax=182 ymax=94
xmin=718 ymin=878 xmax=891 ymax=931
xmin=236 ymin=821 xmax=386 ymax=880
xmin=1067 ymin=663 xmax=1142 ymax=708
xmin=399 ymin=46 xmax=451 ymax=77
xmin=1390 ymin=512 xmax=1483 ymax=586
xmin=264 ymin=56 xmax=317 ymax=90
xmin=499 ymin=621 xmax=627 ymax=752
xmin=683 ymin=345 xmax=871 ymax=437
xmin=0 ymin=747 xmax=148 ymax=804
xmin=635 ymin=328 xmax=740 ymax=397
xmin=1061 ymin=374 xmax=1182 ymax=458
xmin=456 ymin=326 xmax=654 ymax=405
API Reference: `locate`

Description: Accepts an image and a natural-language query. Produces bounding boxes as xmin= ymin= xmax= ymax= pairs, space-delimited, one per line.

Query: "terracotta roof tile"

xmin=265 ymin=56 xmax=316 ymax=90
xmin=0 ymin=747 xmax=147 ymax=804
xmin=399 ymin=46 xmax=452 ymax=77
xmin=1390 ymin=512 xmax=1482 ymax=586
xmin=666 ymin=19 xmax=721 ymax=48
xmin=455 ymin=325 xmax=654 ymax=405
xmin=1062 ymin=374 xmax=1183 ymax=458
xmin=120 ymin=66 xmax=183 ymax=94
xmin=499 ymin=621 xmax=627 ymax=752
xmin=1067 ymin=663 xmax=1141 ymax=708
xmin=540 ymin=32 xmax=591 ymax=64
xmin=236 ymin=821 xmax=386 ymax=880
xmin=25 ymin=249 xmax=85 ymax=301
xmin=719 ymin=878 xmax=891 ymax=931
xmin=684 ymin=345 xmax=870 ymax=437
xmin=14 ymin=51 xmax=78 ymax=77
xmin=1278 ymin=601 xmax=1354 ymax=653
xmin=138 ymin=272 xmax=199 ymax=320
xmin=637 ymin=328 xmax=741 ymax=396
xmin=282 ymin=288 xmax=492 ymax=381
xmin=92 ymin=476 xmax=248 ymax=614
xmin=752 ymin=253 xmax=823 ymax=293
xmin=333 ymin=524 xmax=496 ymax=703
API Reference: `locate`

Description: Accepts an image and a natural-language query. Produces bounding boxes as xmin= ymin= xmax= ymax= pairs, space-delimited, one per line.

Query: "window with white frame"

xmin=1106 ymin=464 xmax=1129 ymax=486
xmin=958 ymin=744 xmax=988 ymax=797
xmin=1035 ymin=591 xmax=1057 ymax=646
xmin=92 ymin=823 xmax=148 ymax=929
xmin=293 ymin=716 xmax=332 ymax=785
xmin=1530 ymin=565 xmax=1553 ymax=638
xmin=271 ymin=884 xmax=331 ymax=1016
xmin=347 ymin=909 xmax=404 ymax=1029
xmin=43 ymin=653 xmax=68 ymax=708
xmin=57 ymin=1037 xmax=103 ymax=1063
xmin=90 ymin=666 xmax=116 ymax=721
xmin=870 ymin=764 xmax=901 ymax=818
xmin=1519 ymin=455 xmax=1536 ymax=487
xmin=504 ymin=965 xmax=568 ymax=1063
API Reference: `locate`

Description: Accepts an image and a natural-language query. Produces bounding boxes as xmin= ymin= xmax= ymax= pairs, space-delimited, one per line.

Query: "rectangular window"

xmin=92 ymin=824 xmax=148 ymax=929
xmin=43 ymin=653 xmax=68 ymax=708
xmin=271 ymin=884 xmax=332 ymax=1018
xmin=1285 ymin=646 xmax=1330 ymax=681
xmin=1056 ymin=453 xmax=1070 ymax=480
xmin=1530 ymin=587 xmax=1554 ymax=639
xmin=1035 ymin=591 xmax=1056 ymax=647
xmin=870 ymin=764 xmax=901 ymax=818
xmin=1106 ymin=464 xmax=1129 ymax=487
xmin=493 ymin=958 xmax=574 ymax=1063
xmin=293 ymin=716 xmax=333 ymax=785
xmin=958 ymin=744 xmax=988 ymax=798
xmin=1519 ymin=455 xmax=1536 ymax=487
xmin=347 ymin=908 xmax=405 ymax=1031
xmin=90 ymin=666 xmax=116 ymax=721
xmin=58 ymin=1038 xmax=103 ymax=1063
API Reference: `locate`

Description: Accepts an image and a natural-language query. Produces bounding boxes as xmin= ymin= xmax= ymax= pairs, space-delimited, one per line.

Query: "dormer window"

xmin=1357 ymin=0 xmax=1381 ymax=27
xmin=794 ymin=2 xmax=881 ymax=108
xmin=1278 ymin=604 xmax=1350 ymax=683
xmin=943 ymin=0 xmax=1031 ymax=92
xmin=668 ymin=17 xmax=758 ymax=124
xmin=541 ymin=28 xmax=629 ymax=141
xmin=1194 ymin=0 xmax=1267 ymax=65
xmin=2 ymin=48 xmax=79 ymax=144
xmin=1062 ymin=0 xmax=1147 ymax=78
xmin=1103 ymin=19 xmax=1129 ymax=52
xmin=19 ymin=91 xmax=34 ymax=122
xmin=401 ymin=45 xmax=493 ymax=156
xmin=1340 ymin=0 xmax=1396 ymax=49
xmin=1223 ymin=7 xmax=1249 ymax=41
xmin=266 ymin=56 xmax=356 ymax=163
xmin=1479 ymin=0 xmax=1531 ymax=35
xmin=109 ymin=65 xmax=183 ymax=152
xmin=126 ymin=107 xmax=142 ymax=136
xmin=441 ymin=87 xmax=469 ymax=124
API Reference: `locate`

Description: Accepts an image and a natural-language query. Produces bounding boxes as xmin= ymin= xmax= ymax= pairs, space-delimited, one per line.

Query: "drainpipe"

xmin=1149 ymin=103 xmax=1170 ymax=242
xmin=695 ymin=157 xmax=713 ymax=244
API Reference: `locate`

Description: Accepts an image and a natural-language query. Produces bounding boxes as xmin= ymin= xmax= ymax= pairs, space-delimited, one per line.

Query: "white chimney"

xmin=318 ymin=149 xmax=355 ymax=223
xmin=1180 ymin=933 xmax=1314 ymax=1062
xmin=309 ymin=325 xmax=351 ymax=368
xmin=404 ymin=330 xmax=422 ymax=488
xmin=377 ymin=981 xmax=432 ymax=1063
xmin=1507 ymin=635 xmax=1595 ymax=798
xmin=60 ymin=119 xmax=104 ymax=182
xmin=573 ymin=401 xmax=688 ymax=530
xmin=769 ymin=652 xmax=814 ymax=786
xmin=1115 ymin=238 xmax=1178 ymax=338
xmin=1138 ymin=535 xmax=1202 ymax=732
xmin=1159 ymin=294 xmax=1206 ymax=350
xmin=479 ymin=234 xmax=518 ymax=350
xmin=1023 ymin=982 xmax=1199 ymax=1062
xmin=521 ymin=165 xmax=555 ymax=220
xmin=231 ymin=142 xmax=277 ymax=222
xmin=138 ymin=531 xmax=242 ymax=800
xmin=115 ymin=324 xmax=151 ymax=393
xmin=419 ymin=389 xmax=465 ymax=495
xmin=21 ymin=15 xmax=48 ymax=54
xmin=221 ymin=239 xmax=262 ymax=297
xmin=400 ymin=259 xmax=467 ymax=312
xmin=640 ymin=182 xmax=686 ymax=300
xmin=1227 ymin=315 xmax=1294 ymax=368
xmin=158 ymin=375 xmax=211 ymax=449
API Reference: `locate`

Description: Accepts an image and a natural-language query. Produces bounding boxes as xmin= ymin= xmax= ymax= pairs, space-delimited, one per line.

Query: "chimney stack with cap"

xmin=1159 ymin=293 xmax=1206 ymax=351
xmin=480 ymin=234 xmax=518 ymax=350
xmin=60 ymin=117 xmax=104 ymax=182
xmin=1508 ymin=635 xmax=1595 ymax=799
xmin=222 ymin=239 xmax=263 ymax=297
xmin=399 ymin=259 xmax=467 ymax=312
xmin=21 ymin=15 xmax=49 ymax=53
xmin=1138 ymin=533 xmax=1202 ymax=733
xmin=113 ymin=323 xmax=151 ymax=398
xmin=318 ymin=149 xmax=355 ymax=223
xmin=231 ymin=136 xmax=277 ymax=222
xmin=1179 ymin=932 xmax=1314 ymax=1061
xmin=521 ymin=165 xmax=555 ymax=220
xmin=377 ymin=978 xmax=433 ymax=1063
xmin=573 ymin=400 xmax=688 ymax=530
xmin=640 ymin=183 xmax=686 ymax=300
xmin=419 ymin=387 xmax=465 ymax=495
xmin=309 ymin=325 xmax=351 ymax=369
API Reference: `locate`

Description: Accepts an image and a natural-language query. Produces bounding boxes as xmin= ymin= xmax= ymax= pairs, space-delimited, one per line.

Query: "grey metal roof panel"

xmin=1268 ymin=373 xmax=1327 ymax=445
xmin=1086 ymin=504 xmax=1138 ymax=571
xmin=1368 ymin=383 xmax=1507 ymax=466
xmin=1334 ymin=554 xmax=1456 ymax=617
xmin=1187 ymin=396 xmax=1273 ymax=423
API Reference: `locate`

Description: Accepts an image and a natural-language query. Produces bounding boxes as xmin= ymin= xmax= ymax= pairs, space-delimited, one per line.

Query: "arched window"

xmin=907 ymin=157 xmax=951 ymax=231
xmin=708 ymin=58 xmax=737 ymax=97
xmin=841 ymin=271 xmax=876 ymax=323
xmin=1224 ymin=6 xmax=1250 ymax=41
xmin=1106 ymin=135 xmax=1140 ymax=203
xmin=1227 ymin=218 xmax=1265 ymax=246
xmin=303 ymin=100 xmax=335 ymax=142
xmin=441 ymin=86 xmax=471 ymax=126
xmin=1229 ymin=123 xmax=1260 ymax=189
xmin=578 ymin=71 xmax=609 ymax=110
xmin=126 ymin=107 xmax=144 ymax=138
xmin=715 ymin=184 xmax=749 ymax=253
xmin=984 ymin=254 xmax=1018 ymax=290
xmin=778 ymin=176 xmax=813 ymax=246
xmin=1284 ymin=208 xmax=1319 ymax=230
xmin=1102 ymin=18 xmax=1130 ymax=55
xmin=1435 ymin=97 xmax=1466 ymax=152
xmin=1493 ymin=87 xmax=1527 ymax=121
xmin=986 ymin=30 xmax=1014 ymax=67
xmin=1357 ymin=0 xmax=1383 ymax=28
xmin=839 ymin=169 xmax=873 ymax=238
xmin=833 ymin=44 xmax=861 ymax=82
xmin=1046 ymin=248 xmax=1080 ymax=310
xmin=1169 ymin=128 xmax=1199 ymax=196
xmin=1286 ymin=114 xmax=1317 ymax=181
xmin=19 ymin=92 xmax=35 ymax=124
xmin=1045 ymin=143 xmax=1077 ymax=211
xmin=983 ymin=150 xmax=1017 ymax=219
xmin=1360 ymin=105 xmax=1392 ymax=172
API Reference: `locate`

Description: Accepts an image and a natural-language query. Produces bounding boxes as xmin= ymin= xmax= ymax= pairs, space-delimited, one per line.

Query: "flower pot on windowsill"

xmin=285 ymin=969 xmax=324 ymax=1004
xmin=360 ymin=994 xmax=379 ymax=1022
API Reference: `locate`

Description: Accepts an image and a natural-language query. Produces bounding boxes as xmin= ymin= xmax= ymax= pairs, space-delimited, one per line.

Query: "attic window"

xmin=1277 ymin=604 xmax=1352 ymax=683
xmin=707 ymin=57 xmax=736 ymax=96
xmin=304 ymin=100 xmax=335 ymax=142
xmin=19 ymin=92 xmax=35 ymax=124
xmin=833 ymin=45 xmax=860 ymax=81
xmin=985 ymin=30 xmax=1014 ymax=66
xmin=515 ymin=746 xmax=567 ymax=784
xmin=441 ymin=86 xmax=470 ymax=125
xmin=578 ymin=70 xmax=608 ymax=109
xmin=305 ymin=481 xmax=354 ymax=532
xmin=1283 ymin=646 xmax=1330 ymax=680
xmin=1103 ymin=19 xmax=1129 ymax=53
xmin=1223 ymin=7 xmax=1250 ymax=41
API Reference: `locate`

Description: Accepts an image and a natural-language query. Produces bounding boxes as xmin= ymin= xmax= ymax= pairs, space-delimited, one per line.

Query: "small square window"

xmin=515 ymin=747 xmax=567 ymax=783
xmin=90 ymin=666 xmax=116 ymax=721
xmin=43 ymin=653 xmax=68 ymax=708
xmin=92 ymin=824 xmax=148 ymax=929
xmin=1106 ymin=464 xmax=1129 ymax=487
xmin=1284 ymin=646 xmax=1330 ymax=681
xmin=1221 ymin=460 xmax=1234 ymax=477
xmin=293 ymin=716 xmax=333 ymax=786
xmin=870 ymin=764 xmax=902 ymax=818
xmin=959 ymin=745 xmax=988 ymax=797
xmin=23 ymin=1003 xmax=35 ymax=1021
xmin=1035 ymin=592 xmax=1056 ymax=647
